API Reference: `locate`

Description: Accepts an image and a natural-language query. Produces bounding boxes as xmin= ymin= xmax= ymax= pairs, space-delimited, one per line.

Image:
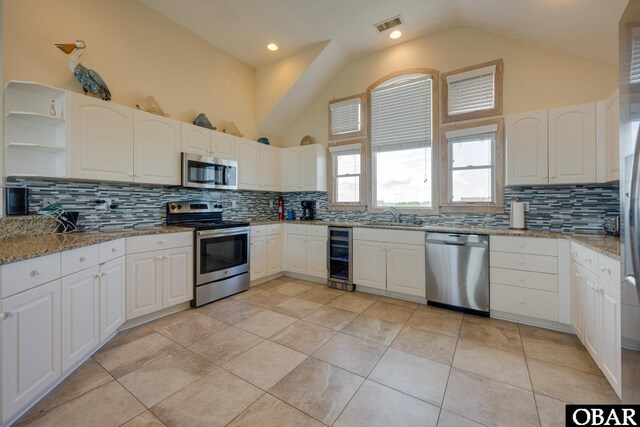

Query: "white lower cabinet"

xmin=1 ymin=280 xmax=61 ymax=422
xmin=250 ymin=225 xmax=283 ymax=281
xmin=99 ymin=256 xmax=125 ymax=342
xmin=284 ymin=225 xmax=327 ymax=279
xmin=570 ymin=261 xmax=585 ymax=341
xmin=250 ymin=236 xmax=267 ymax=281
xmin=599 ymin=280 xmax=621 ymax=392
xmin=353 ymin=229 xmax=426 ymax=298
xmin=266 ymin=233 xmax=283 ymax=276
xmin=125 ymin=233 xmax=193 ymax=320
xmin=61 ymin=267 xmax=100 ymax=371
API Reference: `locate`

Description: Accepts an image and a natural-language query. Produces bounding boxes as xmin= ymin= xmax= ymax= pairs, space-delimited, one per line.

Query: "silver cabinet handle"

xmin=630 ymin=128 xmax=640 ymax=282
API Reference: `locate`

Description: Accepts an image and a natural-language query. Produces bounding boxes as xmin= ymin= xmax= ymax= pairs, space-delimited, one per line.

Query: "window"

xmin=442 ymin=59 xmax=503 ymax=123
xmin=368 ymin=70 xmax=439 ymax=212
xmin=440 ymin=119 xmax=504 ymax=213
xmin=329 ymin=143 xmax=363 ymax=206
xmin=329 ymin=94 xmax=365 ymax=140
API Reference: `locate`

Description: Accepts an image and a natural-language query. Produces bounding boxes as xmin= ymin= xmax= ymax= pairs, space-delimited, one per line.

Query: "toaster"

xmin=603 ymin=215 xmax=620 ymax=236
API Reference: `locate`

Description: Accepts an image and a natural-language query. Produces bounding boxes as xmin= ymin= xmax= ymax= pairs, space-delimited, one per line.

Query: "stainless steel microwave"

xmin=181 ymin=153 xmax=238 ymax=190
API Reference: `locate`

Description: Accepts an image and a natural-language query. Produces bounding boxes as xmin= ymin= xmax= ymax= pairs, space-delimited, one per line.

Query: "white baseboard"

xmin=250 ymin=272 xmax=284 ymax=286
xmin=121 ymin=302 xmax=191 ymax=330
xmin=282 ymin=272 xmax=327 ymax=284
xmin=354 ymin=285 xmax=428 ymax=305
xmin=490 ymin=310 xmax=574 ymax=333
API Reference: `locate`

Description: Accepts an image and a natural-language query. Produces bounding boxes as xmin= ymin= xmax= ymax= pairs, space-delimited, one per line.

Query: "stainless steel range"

xmin=166 ymin=201 xmax=250 ymax=307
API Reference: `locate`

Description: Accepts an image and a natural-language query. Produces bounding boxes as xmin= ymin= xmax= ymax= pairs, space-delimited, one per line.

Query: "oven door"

xmin=196 ymin=227 xmax=249 ymax=285
xmin=182 ymin=153 xmax=238 ymax=190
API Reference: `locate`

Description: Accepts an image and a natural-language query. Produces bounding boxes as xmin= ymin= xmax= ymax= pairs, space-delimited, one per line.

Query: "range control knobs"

xmin=170 ymin=204 xmax=177 ymax=210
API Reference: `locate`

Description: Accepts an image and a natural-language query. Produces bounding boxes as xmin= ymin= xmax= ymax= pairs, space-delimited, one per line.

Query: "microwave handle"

xmin=225 ymin=167 xmax=230 ymax=186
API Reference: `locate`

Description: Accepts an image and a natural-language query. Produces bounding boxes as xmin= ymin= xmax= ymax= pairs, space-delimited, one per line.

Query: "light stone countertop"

xmin=0 ymin=225 xmax=193 ymax=266
xmin=249 ymin=219 xmax=621 ymax=260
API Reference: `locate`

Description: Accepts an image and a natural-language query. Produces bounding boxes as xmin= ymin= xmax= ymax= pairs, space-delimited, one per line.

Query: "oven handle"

xmin=197 ymin=227 xmax=250 ymax=238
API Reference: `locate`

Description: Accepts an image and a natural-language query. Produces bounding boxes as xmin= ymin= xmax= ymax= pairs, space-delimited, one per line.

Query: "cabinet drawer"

xmin=490 ymin=267 xmax=558 ymax=292
xmin=267 ymin=224 xmax=283 ymax=235
xmin=61 ymin=244 xmax=100 ymax=276
xmin=353 ymin=228 xmax=424 ymax=245
xmin=1 ymin=253 xmax=61 ymax=298
xmin=490 ymin=252 xmax=557 ymax=274
xmin=581 ymin=246 xmax=599 ymax=275
xmin=570 ymin=242 xmax=583 ymax=264
xmin=286 ymin=224 xmax=307 ymax=235
xmin=251 ymin=225 xmax=267 ymax=237
xmin=99 ymin=238 xmax=125 ymax=263
xmin=598 ymin=254 xmax=620 ymax=289
xmin=306 ymin=225 xmax=327 ymax=237
xmin=490 ymin=236 xmax=557 ymax=256
xmin=126 ymin=232 xmax=193 ymax=254
xmin=491 ymin=283 xmax=559 ymax=322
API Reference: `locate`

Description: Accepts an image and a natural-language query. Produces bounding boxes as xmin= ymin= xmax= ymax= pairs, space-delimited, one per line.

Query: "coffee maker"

xmin=300 ymin=200 xmax=316 ymax=221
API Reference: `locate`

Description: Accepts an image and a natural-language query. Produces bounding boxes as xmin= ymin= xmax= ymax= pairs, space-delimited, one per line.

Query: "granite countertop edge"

xmin=249 ymin=219 xmax=621 ymax=260
xmin=0 ymin=226 xmax=194 ymax=266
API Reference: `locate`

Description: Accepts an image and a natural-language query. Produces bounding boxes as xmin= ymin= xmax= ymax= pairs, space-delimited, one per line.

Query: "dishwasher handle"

xmin=427 ymin=240 xmax=488 ymax=248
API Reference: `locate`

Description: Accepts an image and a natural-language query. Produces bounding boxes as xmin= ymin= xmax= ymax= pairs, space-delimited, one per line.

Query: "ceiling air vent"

xmin=374 ymin=15 xmax=403 ymax=33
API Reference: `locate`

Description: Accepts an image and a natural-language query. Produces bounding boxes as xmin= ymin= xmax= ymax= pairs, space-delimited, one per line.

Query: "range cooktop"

xmin=165 ymin=201 xmax=249 ymax=230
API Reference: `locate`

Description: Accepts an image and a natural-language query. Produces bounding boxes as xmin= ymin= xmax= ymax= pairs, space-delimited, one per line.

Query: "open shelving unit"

xmin=4 ymin=80 xmax=69 ymax=178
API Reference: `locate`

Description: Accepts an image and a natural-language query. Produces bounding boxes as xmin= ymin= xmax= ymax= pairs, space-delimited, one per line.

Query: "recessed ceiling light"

xmin=389 ymin=30 xmax=402 ymax=39
xmin=267 ymin=43 xmax=278 ymax=51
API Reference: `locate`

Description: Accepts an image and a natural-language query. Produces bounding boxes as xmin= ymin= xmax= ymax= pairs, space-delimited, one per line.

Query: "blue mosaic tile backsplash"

xmin=8 ymin=178 xmax=619 ymax=234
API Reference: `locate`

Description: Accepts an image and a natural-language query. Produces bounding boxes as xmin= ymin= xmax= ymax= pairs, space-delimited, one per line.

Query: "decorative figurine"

xmin=193 ymin=113 xmax=216 ymax=130
xmin=50 ymin=100 xmax=56 ymax=117
xmin=223 ymin=121 xmax=244 ymax=137
xmin=55 ymin=40 xmax=111 ymax=101
xmin=136 ymin=96 xmax=168 ymax=117
xmin=300 ymin=135 xmax=317 ymax=146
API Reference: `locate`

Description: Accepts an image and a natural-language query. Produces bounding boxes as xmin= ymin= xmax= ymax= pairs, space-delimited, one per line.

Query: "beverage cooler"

xmin=327 ymin=226 xmax=354 ymax=291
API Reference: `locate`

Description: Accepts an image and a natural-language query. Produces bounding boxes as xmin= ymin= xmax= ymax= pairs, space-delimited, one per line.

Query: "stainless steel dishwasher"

xmin=425 ymin=233 xmax=489 ymax=315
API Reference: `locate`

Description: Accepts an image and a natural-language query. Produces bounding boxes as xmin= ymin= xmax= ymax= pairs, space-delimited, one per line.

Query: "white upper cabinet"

xmin=259 ymin=144 xmax=281 ymax=191
xmin=211 ymin=131 xmax=236 ymax=160
xmin=236 ymin=138 xmax=260 ymax=190
xmin=548 ymin=103 xmax=596 ymax=185
xmin=181 ymin=122 xmax=211 ymax=157
xmin=506 ymin=110 xmax=549 ymax=186
xmin=597 ymin=89 xmax=620 ymax=183
xmin=69 ymin=93 xmax=134 ymax=182
xmin=133 ymin=110 xmax=181 ymax=185
xmin=282 ymin=144 xmax=327 ymax=192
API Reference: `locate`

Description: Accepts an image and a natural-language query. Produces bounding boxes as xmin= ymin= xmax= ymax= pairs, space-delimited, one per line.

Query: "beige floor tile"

xmin=303 ymin=305 xmax=358 ymax=330
xmin=159 ymin=313 xmax=229 ymax=347
xmin=522 ymin=335 xmax=600 ymax=374
xmin=272 ymin=297 xmax=322 ymax=318
xmin=329 ymin=294 xmax=377 ymax=313
xmin=406 ymin=309 xmax=463 ymax=338
xmin=341 ymin=314 xmax=402 ymax=345
xmin=151 ymin=367 xmax=263 ymax=427
xmin=200 ymin=300 xmax=264 ymax=325
xmin=459 ymin=315 xmax=523 ymax=355
xmin=232 ymin=288 xmax=290 ymax=307
xmin=378 ymin=295 xmax=420 ymax=309
xmin=391 ymin=326 xmax=457 ymax=365
xmin=228 ymin=394 xmax=324 ymax=427
xmin=96 ymin=325 xmax=155 ymax=353
xmin=453 ymin=340 xmax=531 ymax=390
xmin=313 ymin=332 xmax=386 ymax=376
xmin=235 ymin=310 xmax=298 ymax=338
xmin=353 ymin=291 xmax=380 ymax=300
xmin=334 ymin=380 xmax=440 ymax=427
xmin=188 ymin=326 xmax=263 ymax=365
xmin=93 ymin=331 xmax=181 ymax=378
xmin=147 ymin=309 xmax=199 ymax=331
xmin=527 ymin=359 xmax=619 ymax=404
xmin=16 ymin=381 xmax=145 ymax=427
xmin=271 ymin=320 xmax=336 ymax=354
xmin=296 ymin=286 xmax=343 ymax=305
xmin=223 ymin=341 xmax=307 ymax=390
xmin=19 ymin=358 xmax=112 ymax=423
xmin=442 ymin=369 xmax=539 ymax=427
xmin=519 ymin=323 xmax=582 ymax=345
xmin=121 ymin=411 xmax=166 ymax=427
xmin=437 ymin=410 xmax=485 ymax=427
xmin=118 ymin=347 xmax=216 ymax=407
xmin=252 ymin=292 xmax=293 ymax=309
xmin=269 ymin=357 xmax=364 ymax=425
xmin=362 ymin=301 xmax=415 ymax=324
xmin=536 ymin=393 xmax=567 ymax=427
xmin=369 ymin=348 xmax=450 ymax=406
xmin=271 ymin=281 xmax=314 ymax=296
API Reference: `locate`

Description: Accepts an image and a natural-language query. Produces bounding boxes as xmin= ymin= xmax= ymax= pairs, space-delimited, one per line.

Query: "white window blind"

xmin=330 ymin=98 xmax=361 ymax=136
xmin=447 ymin=65 xmax=496 ymax=116
xmin=370 ymin=75 xmax=432 ymax=152
xmin=631 ymin=33 xmax=640 ymax=84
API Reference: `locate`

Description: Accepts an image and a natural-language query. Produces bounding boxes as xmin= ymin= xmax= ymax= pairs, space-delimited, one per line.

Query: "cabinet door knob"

xmin=518 ymin=259 xmax=525 ymax=265
xmin=30 ymin=268 xmax=42 ymax=277
xmin=519 ymin=299 xmax=526 ymax=304
xmin=79 ymin=256 xmax=87 ymax=262
xmin=518 ymin=243 xmax=525 ymax=248
xmin=155 ymin=256 xmax=163 ymax=261
xmin=94 ymin=273 xmax=101 ymax=279
xmin=158 ymin=240 xmax=166 ymax=244
xmin=519 ymin=277 xmax=525 ymax=282
xmin=0 ymin=312 xmax=7 ymax=321
xmin=7 ymin=310 xmax=17 ymax=318
xmin=111 ymin=248 xmax=118 ymax=253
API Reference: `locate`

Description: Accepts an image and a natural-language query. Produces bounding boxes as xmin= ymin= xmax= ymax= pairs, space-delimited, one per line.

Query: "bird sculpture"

xmin=55 ymin=40 xmax=111 ymax=101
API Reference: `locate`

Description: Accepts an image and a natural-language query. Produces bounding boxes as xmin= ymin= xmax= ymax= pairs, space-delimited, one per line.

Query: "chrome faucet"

xmin=382 ymin=207 xmax=401 ymax=223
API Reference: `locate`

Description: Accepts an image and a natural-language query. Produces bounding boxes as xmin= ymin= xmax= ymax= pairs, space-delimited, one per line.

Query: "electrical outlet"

xmin=42 ymin=197 xmax=55 ymax=208
xmin=524 ymin=202 xmax=530 ymax=212
xmin=232 ymin=200 xmax=237 ymax=208
xmin=269 ymin=200 xmax=274 ymax=208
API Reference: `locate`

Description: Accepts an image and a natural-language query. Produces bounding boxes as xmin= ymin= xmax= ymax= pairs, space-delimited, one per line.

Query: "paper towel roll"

xmin=510 ymin=202 xmax=526 ymax=229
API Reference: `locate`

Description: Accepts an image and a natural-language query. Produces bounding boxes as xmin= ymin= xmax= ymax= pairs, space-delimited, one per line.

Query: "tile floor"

xmin=16 ymin=277 xmax=620 ymax=427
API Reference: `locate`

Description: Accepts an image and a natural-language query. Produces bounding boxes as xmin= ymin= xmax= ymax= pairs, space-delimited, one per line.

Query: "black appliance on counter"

xmin=5 ymin=187 xmax=29 ymax=216
xmin=166 ymin=200 xmax=250 ymax=307
xmin=300 ymin=200 xmax=316 ymax=220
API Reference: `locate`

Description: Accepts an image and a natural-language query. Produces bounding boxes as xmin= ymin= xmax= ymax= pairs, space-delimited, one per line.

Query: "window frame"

xmin=442 ymin=59 xmax=504 ymax=124
xmin=439 ymin=118 xmax=505 ymax=213
xmin=366 ymin=68 xmax=440 ymax=215
xmin=328 ymin=94 xmax=366 ymax=141
xmin=328 ymin=139 xmax=367 ymax=211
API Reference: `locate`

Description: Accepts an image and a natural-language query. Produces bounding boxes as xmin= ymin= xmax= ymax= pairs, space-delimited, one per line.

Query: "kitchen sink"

xmin=360 ymin=221 xmax=425 ymax=228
